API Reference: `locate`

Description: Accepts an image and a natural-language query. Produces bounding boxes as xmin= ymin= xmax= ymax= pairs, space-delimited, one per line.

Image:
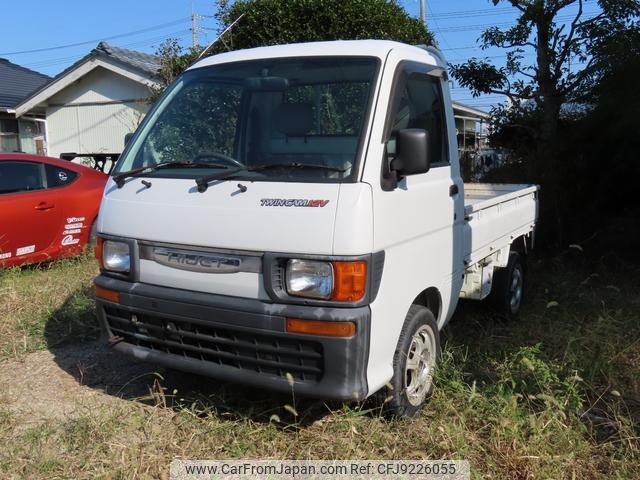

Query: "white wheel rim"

xmin=509 ymin=265 xmax=523 ymax=313
xmin=404 ymin=325 xmax=436 ymax=406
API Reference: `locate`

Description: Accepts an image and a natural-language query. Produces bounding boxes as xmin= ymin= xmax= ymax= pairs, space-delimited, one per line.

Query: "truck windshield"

xmin=114 ymin=57 xmax=379 ymax=182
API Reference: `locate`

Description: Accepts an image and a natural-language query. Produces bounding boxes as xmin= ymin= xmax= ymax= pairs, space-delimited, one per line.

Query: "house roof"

xmin=95 ymin=42 xmax=160 ymax=76
xmin=0 ymin=58 xmax=50 ymax=109
xmin=47 ymin=41 xmax=161 ymax=85
xmin=452 ymin=102 xmax=490 ymax=120
xmin=15 ymin=42 xmax=161 ymax=117
xmin=88 ymin=41 xmax=160 ymax=78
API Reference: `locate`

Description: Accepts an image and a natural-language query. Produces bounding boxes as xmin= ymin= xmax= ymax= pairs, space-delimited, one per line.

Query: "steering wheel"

xmin=193 ymin=152 xmax=245 ymax=169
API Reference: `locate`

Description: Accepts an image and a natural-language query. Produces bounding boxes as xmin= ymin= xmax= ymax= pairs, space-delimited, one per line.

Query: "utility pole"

xmin=420 ymin=0 xmax=426 ymax=25
xmin=191 ymin=13 xmax=204 ymax=48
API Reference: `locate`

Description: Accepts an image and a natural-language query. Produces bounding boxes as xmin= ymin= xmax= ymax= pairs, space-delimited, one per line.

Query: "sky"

xmin=0 ymin=0 xmax=599 ymax=111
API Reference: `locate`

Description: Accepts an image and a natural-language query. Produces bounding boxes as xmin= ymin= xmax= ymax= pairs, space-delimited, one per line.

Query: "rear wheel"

xmin=378 ymin=305 xmax=440 ymax=418
xmin=490 ymin=251 xmax=525 ymax=319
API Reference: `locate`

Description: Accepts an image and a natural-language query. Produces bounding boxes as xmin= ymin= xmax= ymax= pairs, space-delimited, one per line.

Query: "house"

xmin=15 ymin=42 xmax=160 ymax=158
xmin=452 ymin=102 xmax=490 ymax=156
xmin=0 ymin=58 xmax=50 ymax=154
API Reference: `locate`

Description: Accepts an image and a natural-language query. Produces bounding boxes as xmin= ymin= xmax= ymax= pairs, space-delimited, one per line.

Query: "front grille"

xmin=103 ymin=306 xmax=324 ymax=382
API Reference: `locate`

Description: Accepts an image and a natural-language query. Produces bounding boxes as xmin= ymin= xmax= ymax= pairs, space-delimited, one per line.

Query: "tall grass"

xmin=0 ymin=251 xmax=638 ymax=479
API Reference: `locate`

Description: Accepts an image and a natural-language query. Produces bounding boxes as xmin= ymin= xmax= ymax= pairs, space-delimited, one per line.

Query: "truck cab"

xmin=95 ymin=40 xmax=538 ymax=417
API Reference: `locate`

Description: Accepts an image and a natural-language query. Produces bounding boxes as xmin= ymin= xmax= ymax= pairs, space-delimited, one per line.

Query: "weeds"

xmin=0 ymin=252 xmax=638 ymax=478
xmin=0 ymin=251 xmax=98 ymax=360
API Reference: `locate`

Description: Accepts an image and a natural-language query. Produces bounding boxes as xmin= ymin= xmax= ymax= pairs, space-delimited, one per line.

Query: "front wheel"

xmin=378 ymin=305 xmax=440 ymax=418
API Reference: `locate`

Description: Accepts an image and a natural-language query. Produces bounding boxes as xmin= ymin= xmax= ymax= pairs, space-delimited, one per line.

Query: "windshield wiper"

xmin=194 ymin=162 xmax=346 ymax=193
xmin=114 ymin=160 xmax=230 ymax=188
xmin=195 ymin=167 xmax=246 ymax=192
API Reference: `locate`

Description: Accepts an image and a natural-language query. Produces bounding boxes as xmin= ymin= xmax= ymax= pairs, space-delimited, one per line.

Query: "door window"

xmin=0 ymin=161 xmax=44 ymax=194
xmin=386 ymin=69 xmax=448 ymax=168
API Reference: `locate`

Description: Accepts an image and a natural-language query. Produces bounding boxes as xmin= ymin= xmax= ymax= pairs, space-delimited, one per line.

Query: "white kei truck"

xmin=94 ymin=40 xmax=539 ymax=417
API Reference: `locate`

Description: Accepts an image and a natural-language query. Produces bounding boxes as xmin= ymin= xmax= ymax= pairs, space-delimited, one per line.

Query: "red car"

xmin=0 ymin=153 xmax=107 ymax=268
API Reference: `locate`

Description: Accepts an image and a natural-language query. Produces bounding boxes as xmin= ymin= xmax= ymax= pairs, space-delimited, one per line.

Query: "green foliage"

xmin=146 ymin=79 xmax=241 ymax=162
xmin=151 ymin=1 xmax=433 ymax=115
xmin=450 ymin=0 xmax=640 ymax=107
xmin=451 ymin=1 xmax=639 ymax=247
xmin=495 ymin=345 xmax=561 ymax=397
xmin=285 ymin=82 xmax=370 ymax=135
xmin=483 ymin=19 xmax=640 ymax=247
xmin=150 ymin=39 xmax=202 ymax=101
xmin=213 ymin=0 xmax=433 ymax=53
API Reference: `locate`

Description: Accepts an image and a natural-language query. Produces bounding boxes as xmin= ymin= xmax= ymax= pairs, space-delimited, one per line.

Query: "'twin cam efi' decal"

xmin=260 ymin=198 xmax=330 ymax=208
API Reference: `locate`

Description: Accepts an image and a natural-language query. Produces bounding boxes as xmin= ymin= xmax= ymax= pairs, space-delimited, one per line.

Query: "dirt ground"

xmin=0 ymin=340 xmax=164 ymax=427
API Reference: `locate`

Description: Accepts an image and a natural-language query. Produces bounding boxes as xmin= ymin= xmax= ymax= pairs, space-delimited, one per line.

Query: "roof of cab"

xmin=188 ymin=40 xmax=440 ymax=71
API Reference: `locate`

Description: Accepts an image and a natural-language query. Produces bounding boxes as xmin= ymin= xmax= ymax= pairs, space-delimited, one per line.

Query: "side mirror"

xmin=391 ymin=128 xmax=430 ymax=176
xmin=124 ymin=132 xmax=134 ymax=147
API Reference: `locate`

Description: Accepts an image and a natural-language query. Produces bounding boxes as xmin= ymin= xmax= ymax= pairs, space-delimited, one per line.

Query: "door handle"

xmin=34 ymin=202 xmax=54 ymax=211
xmin=449 ymin=184 xmax=459 ymax=196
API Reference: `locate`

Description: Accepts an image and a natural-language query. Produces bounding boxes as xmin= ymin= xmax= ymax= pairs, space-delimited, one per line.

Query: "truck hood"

xmin=98 ymin=177 xmax=341 ymax=255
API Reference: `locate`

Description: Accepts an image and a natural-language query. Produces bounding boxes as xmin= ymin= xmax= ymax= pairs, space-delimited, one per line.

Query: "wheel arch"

xmin=511 ymin=233 xmax=532 ymax=257
xmin=87 ymin=214 xmax=99 ymax=247
xmin=410 ymin=287 xmax=442 ymax=323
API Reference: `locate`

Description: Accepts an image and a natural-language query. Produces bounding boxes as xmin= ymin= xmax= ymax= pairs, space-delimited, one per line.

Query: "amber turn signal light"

xmin=286 ymin=318 xmax=356 ymax=337
xmin=332 ymin=261 xmax=367 ymax=301
xmin=95 ymin=285 xmax=120 ymax=303
xmin=94 ymin=237 xmax=104 ymax=268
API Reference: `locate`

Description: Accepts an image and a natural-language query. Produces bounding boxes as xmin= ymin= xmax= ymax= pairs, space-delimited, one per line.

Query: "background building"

xmin=14 ymin=42 xmax=160 ymax=158
xmin=0 ymin=58 xmax=50 ymax=154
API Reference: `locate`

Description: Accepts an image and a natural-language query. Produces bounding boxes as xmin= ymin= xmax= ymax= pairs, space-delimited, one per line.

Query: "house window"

xmin=18 ymin=120 xmax=43 ymax=155
xmin=0 ymin=119 xmax=20 ymax=152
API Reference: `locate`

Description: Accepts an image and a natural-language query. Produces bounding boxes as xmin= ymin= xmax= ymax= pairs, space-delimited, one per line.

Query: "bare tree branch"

xmin=502 ymin=41 xmax=537 ymax=48
xmin=550 ymin=0 xmax=577 ymax=16
xmin=551 ymin=24 xmax=565 ymax=52
xmin=554 ymin=0 xmax=583 ymax=79
xmin=563 ymin=56 xmax=598 ymax=92
xmin=517 ymin=68 xmax=537 ymax=80
xmin=576 ymin=12 xmax=607 ymax=28
xmin=506 ymin=0 xmax=528 ymax=14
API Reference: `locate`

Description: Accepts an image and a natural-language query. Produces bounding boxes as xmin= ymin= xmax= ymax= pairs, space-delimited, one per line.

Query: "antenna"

xmin=196 ymin=13 xmax=245 ymax=61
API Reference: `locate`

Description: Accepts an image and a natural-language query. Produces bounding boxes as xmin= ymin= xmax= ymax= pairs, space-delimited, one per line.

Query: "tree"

xmin=150 ymin=39 xmax=202 ymax=101
xmin=152 ymin=1 xmax=433 ymax=102
xmin=450 ymin=0 xmax=640 ymax=245
xmin=212 ymin=0 xmax=433 ymax=53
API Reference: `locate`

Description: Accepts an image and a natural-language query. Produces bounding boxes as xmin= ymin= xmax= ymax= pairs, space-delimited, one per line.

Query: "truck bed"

xmin=463 ymin=183 xmax=539 ymax=266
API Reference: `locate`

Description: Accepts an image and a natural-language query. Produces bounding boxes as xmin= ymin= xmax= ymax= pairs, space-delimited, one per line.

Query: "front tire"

xmin=379 ymin=305 xmax=440 ymax=418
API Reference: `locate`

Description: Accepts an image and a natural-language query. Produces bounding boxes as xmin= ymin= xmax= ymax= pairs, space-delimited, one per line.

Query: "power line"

xmin=426 ymin=0 xmax=453 ymax=51
xmin=0 ymin=17 xmax=190 ymax=56
xmin=429 ymin=7 xmax=515 ymax=19
xmin=437 ymin=11 xmax=600 ymax=32
xmin=21 ymin=29 xmax=192 ymax=70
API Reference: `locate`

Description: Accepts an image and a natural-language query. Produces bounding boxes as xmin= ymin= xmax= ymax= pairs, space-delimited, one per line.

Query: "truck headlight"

xmin=102 ymin=240 xmax=130 ymax=273
xmin=284 ymin=259 xmax=368 ymax=302
xmin=286 ymin=259 xmax=333 ymax=300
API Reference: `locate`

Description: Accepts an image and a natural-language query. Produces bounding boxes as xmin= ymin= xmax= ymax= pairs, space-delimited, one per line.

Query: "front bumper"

xmin=95 ymin=275 xmax=370 ymax=400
